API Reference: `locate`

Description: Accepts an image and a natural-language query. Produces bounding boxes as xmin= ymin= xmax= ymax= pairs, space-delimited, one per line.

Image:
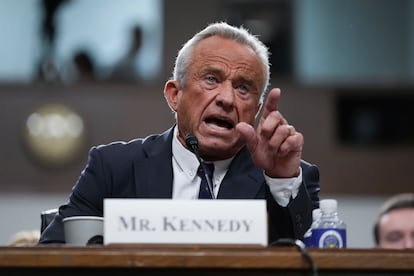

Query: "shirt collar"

xmin=172 ymin=127 xmax=199 ymax=179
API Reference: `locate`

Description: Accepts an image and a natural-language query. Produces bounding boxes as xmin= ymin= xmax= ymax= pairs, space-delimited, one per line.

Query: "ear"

xmin=164 ymin=80 xmax=181 ymax=112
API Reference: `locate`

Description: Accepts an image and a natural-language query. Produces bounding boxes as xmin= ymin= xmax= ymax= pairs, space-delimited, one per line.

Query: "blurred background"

xmin=1 ymin=0 xmax=413 ymax=247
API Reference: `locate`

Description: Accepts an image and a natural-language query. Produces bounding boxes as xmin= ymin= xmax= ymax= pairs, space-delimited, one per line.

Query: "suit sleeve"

xmin=38 ymin=146 xmax=108 ymax=244
xmin=267 ymin=161 xmax=320 ymax=243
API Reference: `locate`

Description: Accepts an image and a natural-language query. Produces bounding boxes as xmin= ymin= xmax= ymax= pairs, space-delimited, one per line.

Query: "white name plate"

xmin=104 ymin=199 xmax=267 ymax=246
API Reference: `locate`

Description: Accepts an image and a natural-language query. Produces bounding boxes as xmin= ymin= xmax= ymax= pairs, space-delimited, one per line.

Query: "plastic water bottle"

xmin=312 ymin=199 xmax=347 ymax=248
xmin=304 ymin=208 xmax=321 ymax=247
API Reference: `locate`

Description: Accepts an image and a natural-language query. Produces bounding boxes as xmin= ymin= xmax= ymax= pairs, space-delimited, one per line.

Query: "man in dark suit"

xmin=39 ymin=22 xmax=320 ymax=244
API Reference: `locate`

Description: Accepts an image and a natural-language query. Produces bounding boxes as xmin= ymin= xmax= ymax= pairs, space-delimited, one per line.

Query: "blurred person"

xmin=109 ymin=25 xmax=144 ymax=82
xmin=9 ymin=230 xmax=40 ymax=246
xmin=71 ymin=50 xmax=96 ymax=82
xmin=39 ymin=22 xmax=320 ymax=244
xmin=37 ymin=0 xmax=71 ymax=82
xmin=374 ymin=193 xmax=414 ymax=249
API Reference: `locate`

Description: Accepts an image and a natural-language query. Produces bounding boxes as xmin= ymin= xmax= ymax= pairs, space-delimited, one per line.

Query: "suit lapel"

xmin=133 ymin=128 xmax=174 ymax=198
xmin=217 ymin=147 xmax=264 ymax=199
xmin=132 ymin=130 xmax=264 ymax=200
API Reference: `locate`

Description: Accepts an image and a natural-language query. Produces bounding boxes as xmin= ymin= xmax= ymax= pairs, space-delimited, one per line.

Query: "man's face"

xmin=378 ymin=208 xmax=414 ymax=249
xmin=165 ymin=36 xmax=265 ymax=160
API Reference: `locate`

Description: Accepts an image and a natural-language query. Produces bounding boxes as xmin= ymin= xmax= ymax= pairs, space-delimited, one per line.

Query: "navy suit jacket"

xmin=39 ymin=127 xmax=320 ymax=244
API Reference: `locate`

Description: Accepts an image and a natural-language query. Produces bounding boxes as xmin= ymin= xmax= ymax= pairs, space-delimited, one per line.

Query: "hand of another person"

xmin=236 ymin=88 xmax=303 ymax=178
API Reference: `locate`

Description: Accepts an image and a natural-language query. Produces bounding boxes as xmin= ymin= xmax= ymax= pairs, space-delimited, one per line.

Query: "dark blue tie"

xmin=198 ymin=163 xmax=214 ymax=199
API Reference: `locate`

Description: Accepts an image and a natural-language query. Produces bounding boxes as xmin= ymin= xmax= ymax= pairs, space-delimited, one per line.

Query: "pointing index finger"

xmin=261 ymin=88 xmax=281 ymax=119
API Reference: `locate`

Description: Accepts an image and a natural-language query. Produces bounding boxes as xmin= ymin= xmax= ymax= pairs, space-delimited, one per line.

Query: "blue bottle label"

xmin=304 ymin=233 xmax=313 ymax=247
xmin=313 ymin=228 xmax=346 ymax=248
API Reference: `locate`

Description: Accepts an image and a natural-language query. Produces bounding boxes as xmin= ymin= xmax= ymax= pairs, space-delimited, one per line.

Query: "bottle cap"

xmin=320 ymin=199 xmax=338 ymax=214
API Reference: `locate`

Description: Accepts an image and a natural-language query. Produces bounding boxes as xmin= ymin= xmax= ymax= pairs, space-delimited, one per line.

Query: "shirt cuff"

xmin=264 ymin=167 xmax=302 ymax=207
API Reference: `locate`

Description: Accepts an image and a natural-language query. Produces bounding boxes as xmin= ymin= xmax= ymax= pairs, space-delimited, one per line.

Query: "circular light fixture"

xmin=22 ymin=103 xmax=87 ymax=169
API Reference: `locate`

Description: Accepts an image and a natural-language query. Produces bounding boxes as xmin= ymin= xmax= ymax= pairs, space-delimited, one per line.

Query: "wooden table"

xmin=1 ymin=245 xmax=413 ymax=275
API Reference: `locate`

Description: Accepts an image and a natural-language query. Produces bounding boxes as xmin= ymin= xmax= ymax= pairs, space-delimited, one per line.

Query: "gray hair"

xmin=172 ymin=22 xmax=270 ymax=103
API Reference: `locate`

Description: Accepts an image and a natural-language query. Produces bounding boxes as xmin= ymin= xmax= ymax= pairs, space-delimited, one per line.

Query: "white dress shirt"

xmin=171 ymin=127 xmax=301 ymax=206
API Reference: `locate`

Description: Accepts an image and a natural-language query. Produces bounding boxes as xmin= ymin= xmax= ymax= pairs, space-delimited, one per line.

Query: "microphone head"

xmin=185 ymin=134 xmax=198 ymax=152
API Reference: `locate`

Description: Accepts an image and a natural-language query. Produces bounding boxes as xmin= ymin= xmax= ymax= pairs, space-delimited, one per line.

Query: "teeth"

xmin=207 ymin=122 xmax=229 ymax=130
xmin=203 ymin=115 xmax=236 ymax=132
xmin=205 ymin=117 xmax=233 ymax=129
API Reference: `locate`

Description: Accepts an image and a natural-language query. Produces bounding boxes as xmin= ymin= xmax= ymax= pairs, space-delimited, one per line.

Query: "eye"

xmin=235 ymin=82 xmax=259 ymax=99
xmin=236 ymin=84 xmax=249 ymax=95
xmin=202 ymin=75 xmax=219 ymax=89
xmin=205 ymin=75 xmax=218 ymax=84
xmin=386 ymin=231 xmax=403 ymax=243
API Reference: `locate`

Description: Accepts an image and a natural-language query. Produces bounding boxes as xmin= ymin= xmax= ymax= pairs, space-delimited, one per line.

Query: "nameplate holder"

xmin=104 ymin=198 xmax=267 ymax=246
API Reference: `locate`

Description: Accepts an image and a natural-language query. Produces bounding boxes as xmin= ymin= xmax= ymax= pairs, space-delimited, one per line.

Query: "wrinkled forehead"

xmin=191 ymin=36 xmax=266 ymax=83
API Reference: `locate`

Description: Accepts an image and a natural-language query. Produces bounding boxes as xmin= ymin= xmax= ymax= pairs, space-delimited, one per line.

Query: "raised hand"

xmin=236 ymin=88 xmax=303 ymax=178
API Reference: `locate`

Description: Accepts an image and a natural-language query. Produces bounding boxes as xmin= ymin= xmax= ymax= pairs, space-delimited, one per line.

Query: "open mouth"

xmin=204 ymin=116 xmax=235 ymax=130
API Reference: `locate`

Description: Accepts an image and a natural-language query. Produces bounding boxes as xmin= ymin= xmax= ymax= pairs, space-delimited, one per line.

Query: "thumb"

xmin=236 ymin=122 xmax=258 ymax=153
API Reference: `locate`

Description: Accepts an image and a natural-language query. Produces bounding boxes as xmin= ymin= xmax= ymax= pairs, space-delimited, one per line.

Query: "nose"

xmin=215 ymin=81 xmax=235 ymax=111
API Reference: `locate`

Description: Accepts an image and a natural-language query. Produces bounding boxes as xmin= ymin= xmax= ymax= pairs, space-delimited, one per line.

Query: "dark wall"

xmin=0 ymin=83 xmax=174 ymax=193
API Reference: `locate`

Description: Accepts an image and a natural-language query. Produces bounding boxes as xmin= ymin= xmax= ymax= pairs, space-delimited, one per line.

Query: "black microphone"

xmin=185 ymin=134 xmax=216 ymax=199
